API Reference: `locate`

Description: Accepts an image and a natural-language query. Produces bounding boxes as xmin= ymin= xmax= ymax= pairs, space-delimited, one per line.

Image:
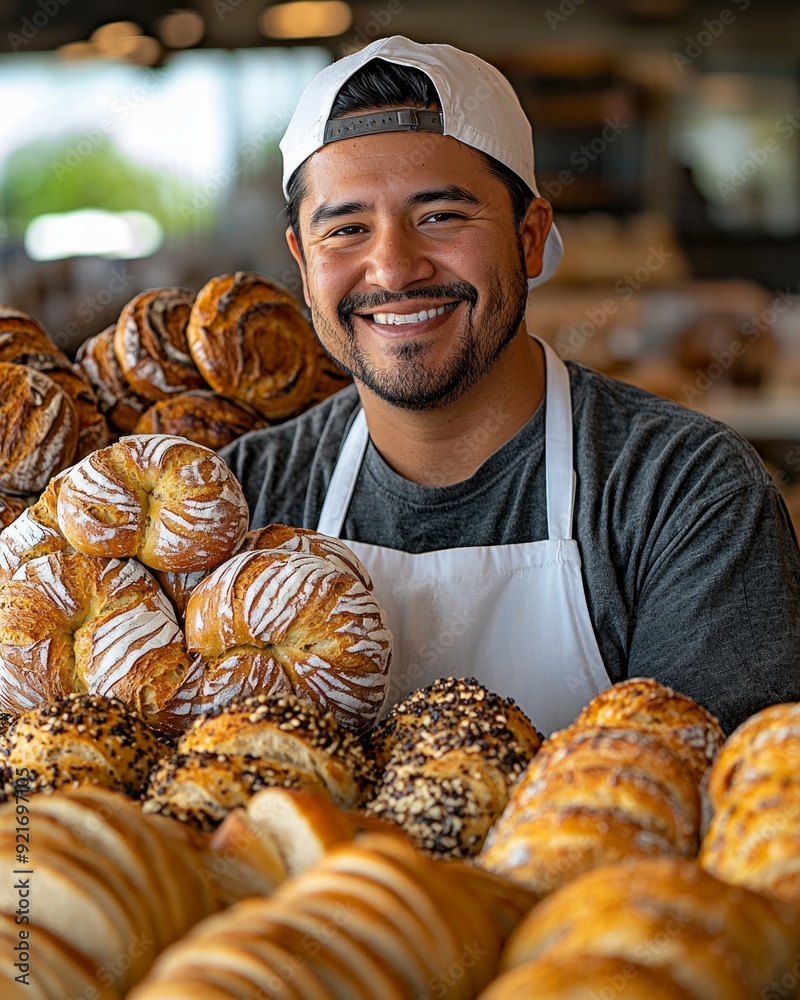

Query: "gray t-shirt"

xmin=220 ymin=362 xmax=800 ymax=734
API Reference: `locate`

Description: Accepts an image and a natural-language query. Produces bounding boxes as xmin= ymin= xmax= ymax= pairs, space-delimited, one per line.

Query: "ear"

xmin=285 ymin=227 xmax=311 ymax=307
xmin=519 ymin=197 xmax=553 ymax=281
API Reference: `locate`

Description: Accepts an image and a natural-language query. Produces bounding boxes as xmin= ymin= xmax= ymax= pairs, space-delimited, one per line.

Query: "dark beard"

xmin=307 ymin=253 xmax=529 ymax=412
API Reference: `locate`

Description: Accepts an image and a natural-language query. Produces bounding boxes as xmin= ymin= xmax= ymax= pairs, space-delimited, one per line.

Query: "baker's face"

xmin=287 ymin=130 xmax=552 ymax=410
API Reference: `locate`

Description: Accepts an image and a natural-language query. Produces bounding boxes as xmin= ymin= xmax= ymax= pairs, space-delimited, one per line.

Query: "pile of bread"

xmin=0 ymin=271 xmax=349 ymax=527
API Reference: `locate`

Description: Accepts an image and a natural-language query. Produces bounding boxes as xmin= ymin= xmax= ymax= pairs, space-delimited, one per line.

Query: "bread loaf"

xmin=0 ymin=362 xmax=77 ymax=495
xmin=76 ymin=325 xmax=151 ymax=433
xmin=0 ymin=548 xmax=193 ymax=732
xmin=0 ymin=469 xmax=70 ymax=584
xmin=2 ymin=693 xmax=163 ymax=796
xmin=114 ymin=288 xmax=203 ymax=401
xmin=134 ymin=389 xmax=267 ymax=449
xmin=0 ymin=492 xmax=27 ymax=531
xmin=240 ymin=522 xmax=373 ymax=588
xmin=186 ymin=271 xmax=320 ymax=420
xmin=184 ymin=548 xmax=392 ymax=734
xmin=56 ymin=434 xmax=249 ymax=572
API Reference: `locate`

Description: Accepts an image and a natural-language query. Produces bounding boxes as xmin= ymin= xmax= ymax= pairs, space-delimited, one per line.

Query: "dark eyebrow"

xmin=307 ymin=186 xmax=481 ymax=232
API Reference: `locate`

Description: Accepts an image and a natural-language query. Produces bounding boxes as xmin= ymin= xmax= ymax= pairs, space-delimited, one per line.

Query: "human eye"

xmin=327 ymin=223 xmax=367 ymax=238
xmin=421 ymin=210 xmax=464 ymax=224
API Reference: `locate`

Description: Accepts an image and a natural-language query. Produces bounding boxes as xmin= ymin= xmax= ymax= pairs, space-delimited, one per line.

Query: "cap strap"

xmin=323 ymin=108 xmax=444 ymax=144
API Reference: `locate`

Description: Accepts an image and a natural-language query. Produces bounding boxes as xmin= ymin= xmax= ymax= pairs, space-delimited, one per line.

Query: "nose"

xmin=363 ymin=219 xmax=436 ymax=291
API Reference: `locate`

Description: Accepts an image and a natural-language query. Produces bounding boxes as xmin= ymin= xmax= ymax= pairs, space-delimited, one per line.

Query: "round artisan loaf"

xmin=705 ymin=702 xmax=800 ymax=810
xmin=0 ymin=304 xmax=53 ymax=353
xmin=0 ymin=362 xmax=78 ymax=495
xmin=239 ymin=522 xmax=373 ymax=588
xmin=0 ymin=469 xmax=70 ymax=584
xmin=177 ymin=693 xmax=376 ymax=808
xmin=56 ymin=434 xmax=249 ymax=572
xmin=76 ymin=325 xmax=152 ymax=433
xmin=186 ymin=271 xmax=320 ymax=420
xmin=184 ymin=548 xmax=392 ymax=734
xmin=567 ymin=677 xmax=724 ymax=783
xmin=3 ymin=693 xmax=163 ymax=796
xmin=0 ymin=548 xmax=193 ymax=732
xmin=114 ymin=287 xmax=204 ymax=401
xmin=133 ymin=389 xmax=267 ymax=450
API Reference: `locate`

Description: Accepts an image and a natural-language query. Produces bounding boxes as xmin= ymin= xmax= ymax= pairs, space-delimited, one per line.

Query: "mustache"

xmin=337 ymin=282 xmax=478 ymax=324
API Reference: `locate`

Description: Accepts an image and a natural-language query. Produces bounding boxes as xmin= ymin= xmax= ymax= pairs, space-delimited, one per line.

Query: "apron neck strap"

xmin=316 ymin=337 xmax=576 ymax=541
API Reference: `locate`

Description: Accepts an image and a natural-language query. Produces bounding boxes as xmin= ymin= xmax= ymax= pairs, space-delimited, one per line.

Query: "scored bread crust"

xmin=76 ymin=325 xmax=151 ymax=434
xmin=114 ymin=287 xmax=203 ymax=401
xmin=186 ymin=271 xmax=320 ymax=420
xmin=55 ymin=434 xmax=249 ymax=572
xmin=178 ymin=693 xmax=376 ymax=808
xmin=0 ymin=469 xmax=71 ymax=584
xmin=134 ymin=389 xmax=267 ymax=450
xmin=0 ymin=492 xmax=28 ymax=531
xmin=184 ymin=549 xmax=392 ymax=735
xmin=0 ymin=548 xmax=193 ymax=731
xmin=0 ymin=362 xmax=78 ymax=496
xmin=239 ymin=523 xmax=373 ymax=589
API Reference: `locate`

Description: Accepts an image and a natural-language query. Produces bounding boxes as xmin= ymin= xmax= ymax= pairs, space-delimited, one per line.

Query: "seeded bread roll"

xmin=143 ymin=752 xmax=328 ymax=833
xmin=0 ymin=362 xmax=78 ymax=495
xmin=184 ymin=548 xmax=391 ymax=734
xmin=114 ymin=288 xmax=204 ymax=402
xmin=0 ymin=469 xmax=70 ymax=584
xmin=186 ymin=271 xmax=320 ymax=420
xmin=0 ymin=492 xmax=28 ymax=531
xmin=76 ymin=325 xmax=151 ymax=433
xmin=134 ymin=390 xmax=267 ymax=450
xmin=369 ymin=676 xmax=543 ymax=770
xmin=567 ymin=677 xmax=725 ymax=783
xmin=56 ymin=434 xmax=249 ymax=572
xmin=239 ymin=522 xmax=372 ymax=588
xmin=0 ymin=548 xmax=193 ymax=733
xmin=178 ymin=693 xmax=376 ymax=808
xmin=3 ymin=693 xmax=163 ymax=796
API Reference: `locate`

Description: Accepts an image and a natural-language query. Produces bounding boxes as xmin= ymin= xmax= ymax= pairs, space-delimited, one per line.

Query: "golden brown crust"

xmin=56 ymin=434 xmax=249 ymax=572
xmin=114 ymin=287 xmax=203 ymax=401
xmin=239 ymin=523 xmax=372 ymax=589
xmin=177 ymin=692 xmax=376 ymax=808
xmin=186 ymin=271 xmax=320 ymax=420
xmin=134 ymin=389 xmax=267 ymax=450
xmin=0 ymin=362 xmax=78 ymax=495
xmin=567 ymin=677 xmax=725 ymax=783
xmin=3 ymin=692 xmax=162 ymax=796
xmin=75 ymin=325 xmax=151 ymax=434
xmin=184 ymin=549 xmax=391 ymax=735
xmin=0 ymin=306 xmax=53 ymax=356
xmin=0 ymin=548 xmax=193 ymax=732
xmin=0 ymin=471 xmax=71 ymax=584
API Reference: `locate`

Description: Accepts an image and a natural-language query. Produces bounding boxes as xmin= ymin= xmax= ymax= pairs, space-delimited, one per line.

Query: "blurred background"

xmin=1 ymin=0 xmax=799 ymax=522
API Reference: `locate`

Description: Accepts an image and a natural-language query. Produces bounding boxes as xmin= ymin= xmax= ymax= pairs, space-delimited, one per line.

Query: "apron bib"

xmin=317 ymin=338 xmax=610 ymax=734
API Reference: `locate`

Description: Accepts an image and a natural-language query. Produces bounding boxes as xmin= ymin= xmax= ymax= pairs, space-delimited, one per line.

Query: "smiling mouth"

xmin=367 ymin=302 xmax=458 ymax=326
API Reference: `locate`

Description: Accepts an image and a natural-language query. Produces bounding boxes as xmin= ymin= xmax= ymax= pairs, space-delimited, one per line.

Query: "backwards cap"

xmin=280 ymin=35 xmax=562 ymax=288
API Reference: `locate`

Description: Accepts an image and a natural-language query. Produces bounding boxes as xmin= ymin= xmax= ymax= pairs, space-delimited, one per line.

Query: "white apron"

xmin=317 ymin=338 xmax=610 ymax=734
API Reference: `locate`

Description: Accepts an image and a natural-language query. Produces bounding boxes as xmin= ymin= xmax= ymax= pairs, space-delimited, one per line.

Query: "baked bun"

xmin=184 ymin=548 xmax=392 ymax=734
xmin=186 ymin=271 xmax=320 ymax=420
xmin=240 ymin=522 xmax=372 ymax=588
xmin=76 ymin=325 xmax=151 ymax=433
xmin=177 ymin=692 xmax=376 ymax=808
xmin=143 ymin=751 xmax=328 ymax=833
xmin=56 ymin=434 xmax=249 ymax=572
xmin=0 ymin=362 xmax=77 ymax=495
xmin=0 ymin=548 xmax=193 ymax=732
xmin=566 ymin=677 xmax=724 ymax=783
xmin=0 ymin=304 xmax=53 ymax=351
xmin=134 ymin=389 xmax=266 ymax=449
xmin=0 ymin=470 xmax=70 ymax=584
xmin=0 ymin=492 xmax=27 ymax=531
xmin=3 ymin=692 xmax=162 ymax=796
xmin=114 ymin=288 xmax=204 ymax=401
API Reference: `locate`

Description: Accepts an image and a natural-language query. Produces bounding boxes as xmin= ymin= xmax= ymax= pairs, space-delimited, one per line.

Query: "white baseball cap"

xmin=280 ymin=35 xmax=563 ymax=289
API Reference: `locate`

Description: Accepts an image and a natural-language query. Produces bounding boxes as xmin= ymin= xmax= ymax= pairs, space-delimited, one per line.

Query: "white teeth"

xmin=372 ymin=303 xmax=453 ymax=325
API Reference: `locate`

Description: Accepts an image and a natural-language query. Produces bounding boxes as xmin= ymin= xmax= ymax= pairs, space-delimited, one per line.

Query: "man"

xmin=221 ymin=36 xmax=800 ymax=735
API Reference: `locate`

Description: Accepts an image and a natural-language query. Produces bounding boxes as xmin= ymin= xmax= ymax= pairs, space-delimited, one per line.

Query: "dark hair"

xmin=285 ymin=59 xmax=534 ymax=255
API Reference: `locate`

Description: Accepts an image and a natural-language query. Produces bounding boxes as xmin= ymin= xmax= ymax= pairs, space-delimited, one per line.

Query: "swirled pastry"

xmin=134 ymin=389 xmax=266 ymax=450
xmin=56 ymin=434 xmax=249 ymax=572
xmin=186 ymin=271 xmax=320 ymax=420
xmin=76 ymin=325 xmax=151 ymax=434
xmin=184 ymin=549 xmax=392 ymax=735
xmin=115 ymin=288 xmax=204 ymax=401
